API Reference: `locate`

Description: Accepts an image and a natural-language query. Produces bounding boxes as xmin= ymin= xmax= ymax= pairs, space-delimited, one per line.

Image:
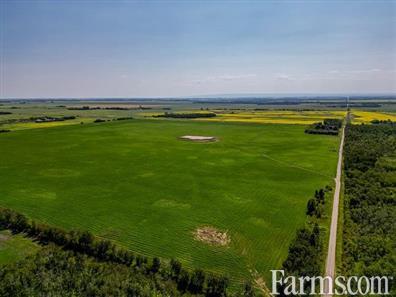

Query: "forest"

xmin=342 ymin=123 xmax=395 ymax=295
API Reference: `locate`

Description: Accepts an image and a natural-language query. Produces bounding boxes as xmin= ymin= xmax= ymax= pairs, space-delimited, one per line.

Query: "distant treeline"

xmin=371 ymin=119 xmax=395 ymax=125
xmin=0 ymin=111 xmax=12 ymax=115
xmin=153 ymin=112 xmax=217 ymax=119
xmin=33 ymin=115 xmax=76 ymax=123
xmin=91 ymin=117 xmax=135 ymax=123
xmin=0 ymin=208 xmax=254 ymax=297
xmin=68 ymin=105 xmax=152 ymax=110
xmin=305 ymin=118 xmax=342 ymax=135
xmin=114 ymin=117 xmax=134 ymax=121
xmin=0 ymin=129 xmax=10 ymax=133
xmin=1 ymin=116 xmax=76 ymax=125
xmin=318 ymin=102 xmax=382 ymax=108
xmin=342 ymin=123 xmax=395 ymax=295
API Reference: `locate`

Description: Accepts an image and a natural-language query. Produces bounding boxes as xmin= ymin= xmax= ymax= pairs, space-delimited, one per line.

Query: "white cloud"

xmin=328 ymin=68 xmax=383 ymax=76
xmin=192 ymin=74 xmax=256 ymax=84
xmin=347 ymin=68 xmax=381 ymax=74
xmin=275 ymin=74 xmax=294 ymax=81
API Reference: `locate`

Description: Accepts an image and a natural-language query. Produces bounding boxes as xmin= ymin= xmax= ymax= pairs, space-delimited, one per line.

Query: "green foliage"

xmin=189 ymin=269 xmax=206 ymax=294
xmin=342 ymin=124 xmax=396 ymax=296
xmin=153 ymin=112 xmax=216 ymax=118
xmin=281 ymin=185 xmax=328 ymax=296
xmin=306 ymin=199 xmax=317 ymax=216
xmin=306 ymin=188 xmax=325 ymax=217
xmin=305 ymin=118 xmax=342 ymax=135
xmin=0 ymin=208 xmax=236 ymax=296
xmin=0 ymin=246 xmax=182 ymax=297
xmin=282 ymin=225 xmax=322 ymax=277
xmin=242 ymin=282 xmax=255 ymax=297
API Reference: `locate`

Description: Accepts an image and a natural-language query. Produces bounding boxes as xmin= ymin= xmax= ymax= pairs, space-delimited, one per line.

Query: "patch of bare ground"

xmin=180 ymin=135 xmax=218 ymax=142
xmin=0 ymin=233 xmax=10 ymax=243
xmin=194 ymin=226 xmax=230 ymax=246
xmin=250 ymin=269 xmax=273 ymax=297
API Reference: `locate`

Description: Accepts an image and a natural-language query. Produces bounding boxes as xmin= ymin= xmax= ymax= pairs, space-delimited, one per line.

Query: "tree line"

xmin=33 ymin=115 xmax=76 ymax=123
xmin=370 ymin=119 xmax=395 ymax=126
xmin=342 ymin=122 xmax=395 ymax=296
xmin=0 ymin=208 xmax=255 ymax=297
xmin=277 ymin=187 xmax=330 ymax=296
xmin=153 ymin=112 xmax=216 ymax=119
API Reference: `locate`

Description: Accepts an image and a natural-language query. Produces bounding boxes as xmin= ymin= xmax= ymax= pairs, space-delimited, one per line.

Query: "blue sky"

xmin=1 ymin=0 xmax=395 ymax=98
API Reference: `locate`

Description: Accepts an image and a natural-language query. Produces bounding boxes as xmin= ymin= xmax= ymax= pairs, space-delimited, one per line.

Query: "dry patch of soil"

xmin=180 ymin=135 xmax=217 ymax=142
xmin=194 ymin=226 xmax=230 ymax=246
xmin=250 ymin=269 xmax=273 ymax=297
xmin=0 ymin=233 xmax=10 ymax=243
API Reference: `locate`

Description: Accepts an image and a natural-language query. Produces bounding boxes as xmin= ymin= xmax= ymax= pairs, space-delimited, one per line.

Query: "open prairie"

xmin=0 ymin=119 xmax=339 ymax=282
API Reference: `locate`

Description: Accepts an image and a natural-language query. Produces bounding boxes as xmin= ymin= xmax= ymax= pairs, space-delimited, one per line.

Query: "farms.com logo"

xmin=271 ymin=270 xmax=394 ymax=295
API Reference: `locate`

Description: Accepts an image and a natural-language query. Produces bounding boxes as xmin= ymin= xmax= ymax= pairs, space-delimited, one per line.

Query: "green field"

xmin=0 ymin=119 xmax=339 ymax=282
xmin=0 ymin=230 xmax=40 ymax=265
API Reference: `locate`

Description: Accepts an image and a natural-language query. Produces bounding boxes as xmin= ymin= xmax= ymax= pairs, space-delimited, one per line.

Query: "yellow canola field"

xmin=351 ymin=110 xmax=396 ymax=124
xmin=197 ymin=110 xmax=346 ymax=125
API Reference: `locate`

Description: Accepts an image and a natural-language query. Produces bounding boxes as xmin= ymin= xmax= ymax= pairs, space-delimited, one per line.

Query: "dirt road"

xmin=323 ymin=123 xmax=346 ymax=296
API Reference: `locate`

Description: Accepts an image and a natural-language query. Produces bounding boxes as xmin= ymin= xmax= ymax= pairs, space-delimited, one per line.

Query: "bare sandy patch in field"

xmin=250 ymin=269 xmax=273 ymax=297
xmin=180 ymin=135 xmax=217 ymax=142
xmin=0 ymin=233 xmax=10 ymax=243
xmin=194 ymin=226 xmax=230 ymax=246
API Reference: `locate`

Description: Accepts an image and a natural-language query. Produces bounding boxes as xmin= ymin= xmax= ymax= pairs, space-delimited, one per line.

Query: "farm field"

xmin=195 ymin=110 xmax=346 ymax=125
xmin=350 ymin=110 xmax=396 ymax=123
xmin=3 ymin=100 xmax=396 ymax=130
xmin=0 ymin=119 xmax=340 ymax=282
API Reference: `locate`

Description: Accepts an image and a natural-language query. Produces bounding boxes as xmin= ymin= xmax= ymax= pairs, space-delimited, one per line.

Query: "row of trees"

xmin=306 ymin=189 xmax=325 ymax=218
xmin=0 ymin=208 xmax=254 ymax=296
xmin=68 ymin=105 xmax=152 ymax=111
xmin=94 ymin=117 xmax=135 ymax=123
xmin=342 ymin=123 xmax=395 ymax=296
xmin=153 ymin=112 xmax=216 ymax=119
xmin=33 ymin=115 xmax=76 ymax=123
xmin=278 ymin=187 xmax=329 ymax=296
xmin=0 ymin=246 xmax=180 ymax=297
xmin=370 ymin=119 xmax=395 ymax=125
xmin=279 ymin=224 xmax=322 ymax=296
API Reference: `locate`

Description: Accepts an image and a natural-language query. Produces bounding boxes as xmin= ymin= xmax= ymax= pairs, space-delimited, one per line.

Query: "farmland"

xmin=195 ymin=110 xmax=346 ymax=125
xmin=349 ymin=110 xmax=396 ymax=124
xmin=0 ymin=118 xmax=339 ymax=282
xmin=3 ymin=99 xmax=396 ymax=130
